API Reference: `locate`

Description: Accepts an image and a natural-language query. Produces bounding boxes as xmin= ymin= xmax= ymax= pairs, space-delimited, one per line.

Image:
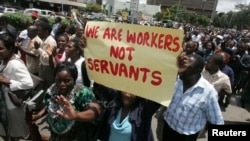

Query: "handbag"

xmin=8 ymin=89 xmax=33 ymax=106
xmin=2 ymin=57 xmax=44 ymax=106
xmin=8 ymin=73 xmax=43 ymax=106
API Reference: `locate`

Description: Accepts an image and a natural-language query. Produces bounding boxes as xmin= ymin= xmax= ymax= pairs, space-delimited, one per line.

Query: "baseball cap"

xmin=31 ymin=12 xmax=38 ymax=18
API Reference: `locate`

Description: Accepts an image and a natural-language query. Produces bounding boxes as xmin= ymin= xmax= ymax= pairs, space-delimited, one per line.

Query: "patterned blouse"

xmin=44 ymin=83 xmax=96 ymax=141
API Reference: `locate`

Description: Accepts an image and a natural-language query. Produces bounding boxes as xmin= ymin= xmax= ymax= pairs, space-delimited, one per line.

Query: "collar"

xmin=177 ymin=76 xmax=206 ymax=93
xmin=108 ymin=98 xmax=143 ymax=127
xmin=205 ymin=69 xmax=223 ymax=78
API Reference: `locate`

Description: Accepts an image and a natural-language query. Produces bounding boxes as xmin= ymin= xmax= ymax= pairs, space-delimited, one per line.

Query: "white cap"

xmin=216 ymin=35 xmax=223 ymax=40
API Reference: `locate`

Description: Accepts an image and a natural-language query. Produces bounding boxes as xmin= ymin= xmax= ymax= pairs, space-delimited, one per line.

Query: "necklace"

xmin=47 ymin=84 xmax=82 ymax=134
xmin=48 ymin=84 xmax=84 ymax=119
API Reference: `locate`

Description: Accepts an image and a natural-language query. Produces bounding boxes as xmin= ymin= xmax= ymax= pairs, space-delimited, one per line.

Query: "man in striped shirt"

xmin=162 ymin=53 xmax=224 ymax=141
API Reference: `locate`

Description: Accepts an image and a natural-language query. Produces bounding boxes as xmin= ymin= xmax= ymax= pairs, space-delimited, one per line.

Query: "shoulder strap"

xmin=0 ymin=61 xmax=6 ymax=73
xmin=81 ymin=60 xmax=91 ymax=87
xmin=0 ymin=55 xmax=20 ymax=73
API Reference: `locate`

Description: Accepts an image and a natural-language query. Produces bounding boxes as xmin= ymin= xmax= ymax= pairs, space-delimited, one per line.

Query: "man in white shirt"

xmin=202 ymin=54 xmax=232 ymax=108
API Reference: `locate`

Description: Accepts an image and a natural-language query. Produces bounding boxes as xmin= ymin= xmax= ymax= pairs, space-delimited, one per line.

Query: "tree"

xmin=197 ymin=15 xmax=209 ymax=26
xmin=85 ymin=4 xmax=102 ymax=13
xmin=153 ymin=4 xmax=210 ymax=26
xmin=96 ymin=0 xmax=102 ymax=5
xmin=213 ymin=12 xmax=228 ymax=28
xmin=153 ymin=12 xmax=164 ymax=21
xmin=212 ymin=3 xmax=250 ymax=30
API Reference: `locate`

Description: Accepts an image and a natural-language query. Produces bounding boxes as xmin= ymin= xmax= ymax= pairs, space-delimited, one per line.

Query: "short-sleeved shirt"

xmin=26 ymin=36 xmax=43 ymax=74
xmin=38 ymin=35 xmax=57 ymax=66
xmin=164 ymin=76 xmax=224 ymax=135
xmin=202 ymin=69 xmax=232 ymax=94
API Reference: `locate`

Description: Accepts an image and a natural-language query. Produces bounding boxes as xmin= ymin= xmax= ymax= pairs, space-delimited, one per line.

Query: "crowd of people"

xmin=0 ymin=12 xmax=249 ymax=141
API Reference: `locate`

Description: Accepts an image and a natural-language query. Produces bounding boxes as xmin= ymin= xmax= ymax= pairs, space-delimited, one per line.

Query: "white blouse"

xmin=0 ymin=56 xmax=33 ymax=110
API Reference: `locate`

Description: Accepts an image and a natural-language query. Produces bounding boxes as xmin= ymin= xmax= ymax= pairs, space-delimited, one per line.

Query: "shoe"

xmin=224 ymin=103 xmax=229 ymax=108
xmin=219 ymin=105 xmax=226 ymax=112
xmin=218 ymin=101 xmax=224 ymax=106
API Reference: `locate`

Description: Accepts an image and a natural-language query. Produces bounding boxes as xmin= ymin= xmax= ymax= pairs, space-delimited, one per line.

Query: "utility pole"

xmin=130 ymin=0 xmax=139 ymax=24
xmin=61 ymin=0 xmax=64 ymax=14
xmin=201 ymin=0 xmax=206 ymax=15
xmin=228 ymin=9 xmax=235 ymax=27
xmin=175 ymin=0 xmax=181 ymax=21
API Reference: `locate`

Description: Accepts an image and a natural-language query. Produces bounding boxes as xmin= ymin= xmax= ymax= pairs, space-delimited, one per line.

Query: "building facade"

xmin=106 ymin=1 xmax=160 ymax=18
xmin=147 ymin=0 xmax=218 ymax=18
xmin=1 ymin=0 xmax=87 ymax=12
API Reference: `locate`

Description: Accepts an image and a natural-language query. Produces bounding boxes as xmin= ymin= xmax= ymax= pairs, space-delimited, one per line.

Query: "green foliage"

xmin=45 ymin=16 xmax=70 ymax=26
xmin=197 ymin=15 xmax=210 ymax=26
xmin=2 ymin=12 xmax=70 ymax=29
xmin=153 ymin=12 xmax=164 ymax=21
xmin=60 ymin=18 xmax=70 ymax=25
xmin=2 ymin=13 xmax=33 ymax=30
xmin=212 ymin=3 xmax=250 ymax=30
xmin=96 ymin=0 xmax=102 ymax=5
xmin=153 ymin=4 xmax=210 ymax=26
xmin=85 ymin=4 xmax=102 ymax=13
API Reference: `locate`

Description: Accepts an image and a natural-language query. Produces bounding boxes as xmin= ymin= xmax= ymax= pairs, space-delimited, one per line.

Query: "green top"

xmin=44 ymin=83 xmax=96 ymax=141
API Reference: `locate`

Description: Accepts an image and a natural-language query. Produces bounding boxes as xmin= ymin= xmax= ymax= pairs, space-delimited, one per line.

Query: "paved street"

xmin=151 ymin=94 xmax=250 ymax=141
xmin=1 ymin=94 xmax=250 ymax=141
xmin=197 ymin=94 xmax=250 ymax=141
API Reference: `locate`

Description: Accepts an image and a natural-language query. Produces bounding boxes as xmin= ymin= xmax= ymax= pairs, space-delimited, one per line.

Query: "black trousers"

xmin=162 ymin=121 xmax=199 ymax=141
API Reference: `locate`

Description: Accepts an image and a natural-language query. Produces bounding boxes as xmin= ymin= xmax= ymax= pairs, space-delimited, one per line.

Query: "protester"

xmin=219 ymin=51 xmax=234 ymax=88
xmin=203 ymin=41 xmax=215 ymax=61
xmin=64 ymin=25 xmax=76 ymax=40
xmin=31 ymin=11 xmax=39 ymax=24
xmin=15 ymin=25 xmax=43 ymax=76
xmin=202 ymin=54 xmax=232 ymax=108
xmin=54 ymin=23 xmax=68 ymax=41
xmin=0 ymin=34 xmax=33 ymax=141
xmin=162 ymin=53 xmax=224 ymax=141
xmin=96 ymin=90 xmax=160 ymax=141
xmin=184 ymin=40 xmax=196 ymax=55
xmin=32 ymin=61 xmax=102 ymax=141
xmin=230 ymin=42 xmax=250 ymax=94
xmin=241 ymin=70 xmax=250 ymax=111
xmin=51 ymin=17 xmax=62 ymax=38
xmin=47 ymin=34 xmax=69 ymax=66
xmin=36 ymin=21 xmax=57 ymax=90
xmin=184 ymin=40 xmax=203 ymax=57
xmin=65 ymin=37 xmax=92 ymax=86
xmin=0 ymin=16 xmax=17 ymax=39
xmin=71 ymin=24 xmax=85 ymax=40
xmin=17 ymin=19 xmax=29 ymax=42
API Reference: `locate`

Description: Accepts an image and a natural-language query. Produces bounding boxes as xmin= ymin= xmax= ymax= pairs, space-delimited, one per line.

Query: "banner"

xmin=84 ymin=21 xmax=183 ymax=106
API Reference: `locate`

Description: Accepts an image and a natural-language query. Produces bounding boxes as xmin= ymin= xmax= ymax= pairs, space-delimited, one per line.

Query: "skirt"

xmin=0 ymin=106 xmax=29 ymax=138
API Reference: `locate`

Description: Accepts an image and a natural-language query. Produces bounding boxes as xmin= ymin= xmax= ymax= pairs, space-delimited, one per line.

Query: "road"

xmin=151 ymin=94 xmax=250 ymax=141
xmin=1 ymin=94 xmax=250 ymax=141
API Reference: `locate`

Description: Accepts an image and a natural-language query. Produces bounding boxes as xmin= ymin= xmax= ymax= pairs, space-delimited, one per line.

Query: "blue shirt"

xmin=221 ymin=65 xmax=234 ymax=86
xmin=109 ymin=108 xmax=132 ymax=141
xmin=203 ymin=51 xmax=214 ymax=61
xmin=164 ymin=76 xmax=224 ymax=135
